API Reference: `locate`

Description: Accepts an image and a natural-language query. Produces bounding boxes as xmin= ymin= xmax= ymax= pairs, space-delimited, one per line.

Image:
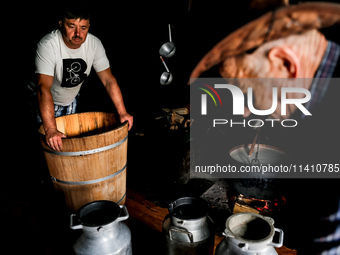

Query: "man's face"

xmin=220 ymin=54 xmax=307 ymax=120
xmin=59 ymin=18 xmax=90 ymax=49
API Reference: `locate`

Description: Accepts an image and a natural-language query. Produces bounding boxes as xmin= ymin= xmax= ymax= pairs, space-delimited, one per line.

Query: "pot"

xmin=159 ymin=24 xmax=176 ymax=58
xmin=229 ymin=144 xmax=290 ymax=200
xmin=215 ymin=212 xmax=284 ymax=255
xmin=70 ymin=200 xmax=132 ymax=255
xmin=160 ymin=56 xmax=173 ymax=85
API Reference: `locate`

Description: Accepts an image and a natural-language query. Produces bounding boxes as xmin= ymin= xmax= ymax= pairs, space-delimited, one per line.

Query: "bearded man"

xmin=190 ymin=2 xmax=340 ymax=254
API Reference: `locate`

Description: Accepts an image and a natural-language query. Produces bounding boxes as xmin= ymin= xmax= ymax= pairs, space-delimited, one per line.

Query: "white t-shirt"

xmin=35 ymin=29 xmax=110 ymax=106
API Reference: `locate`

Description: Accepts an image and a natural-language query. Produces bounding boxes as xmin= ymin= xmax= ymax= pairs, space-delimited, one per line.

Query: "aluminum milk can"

xmin=215 ymin=212 xmax=284 ymax=255
xmin=162 ymin=197 xmax=215 ymax=255
xmin=70 ymin=200 xmax=132 ymax=255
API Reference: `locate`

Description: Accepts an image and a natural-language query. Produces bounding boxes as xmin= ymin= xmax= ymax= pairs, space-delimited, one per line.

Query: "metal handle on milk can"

xmin=70 ymin=214 xmax=83 ymax=230
xmin=222 ymin=229 xmax=235 ymax=238
xmin=242 ymin=228 xmax=284 ymax=252
xmin=169 ymin=226 xmax=194 ymax=243
xmin=116 ymin=205 xmax=129 ymax=222
xmin=269 ymin=228 xmax=284 ymax=248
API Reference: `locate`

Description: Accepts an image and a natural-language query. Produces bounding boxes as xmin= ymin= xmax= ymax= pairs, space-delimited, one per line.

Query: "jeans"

xmin=37 ymin=94 xmax=79 ymax=124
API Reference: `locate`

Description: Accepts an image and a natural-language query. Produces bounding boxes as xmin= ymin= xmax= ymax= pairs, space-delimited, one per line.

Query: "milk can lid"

xmin=76 ymin=200 xmax=121 ymax=227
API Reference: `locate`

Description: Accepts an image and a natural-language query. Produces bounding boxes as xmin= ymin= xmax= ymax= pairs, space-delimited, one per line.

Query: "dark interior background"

xmin=13 ymin=0 xmax=340 ymax=205
xmin=16 ymin=0 xmax=265 ymax=183
xmin=6 ymin=1 xmax=340 ymax=253
xmin=20 ymin=0 xmax=260 ymax=119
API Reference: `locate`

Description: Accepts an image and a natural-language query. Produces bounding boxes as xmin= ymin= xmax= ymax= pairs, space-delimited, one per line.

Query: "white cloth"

xmin=35 ymin=29 xmax=110 ymax=106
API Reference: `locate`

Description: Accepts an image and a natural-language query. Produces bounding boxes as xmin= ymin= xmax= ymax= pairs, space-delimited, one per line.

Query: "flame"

xmin=234 ymin=194 xmax=286 ymax=214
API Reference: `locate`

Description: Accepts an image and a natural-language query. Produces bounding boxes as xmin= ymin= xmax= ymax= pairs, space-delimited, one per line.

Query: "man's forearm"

xmin=36 ymin=74 xmax=66 ymax=151
xmin=97 ymin=68 xmax=133 ymax=130
xmin=105 ymin=80 xmax=127 ymax=115
xmin=37 ymin=85 xmax=57 ymax=132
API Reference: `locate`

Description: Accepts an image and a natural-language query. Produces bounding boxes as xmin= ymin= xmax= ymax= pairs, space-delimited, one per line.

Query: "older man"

xmin=190 ymin=2 xmax=340 ymax=254
xmin=190 ymin=2 xmax=340 ymax=161
xmin=35 ymin=5 xmax=133 ymax=151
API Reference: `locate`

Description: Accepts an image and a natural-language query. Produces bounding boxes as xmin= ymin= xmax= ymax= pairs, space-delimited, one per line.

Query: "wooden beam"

xmin=125 ymin=189 xmax=168 ymax=233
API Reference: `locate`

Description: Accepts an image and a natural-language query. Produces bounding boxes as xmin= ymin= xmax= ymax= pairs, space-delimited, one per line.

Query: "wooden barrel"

xmin=38 ymin=112 xmax=128 ymax=212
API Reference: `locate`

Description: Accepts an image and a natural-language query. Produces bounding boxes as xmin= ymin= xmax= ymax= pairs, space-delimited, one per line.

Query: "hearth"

xmin=230 ymin=193 xmax=286 ymax=216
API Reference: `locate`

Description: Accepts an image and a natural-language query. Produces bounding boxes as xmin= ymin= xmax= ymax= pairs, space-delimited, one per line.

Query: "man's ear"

xmin=268 ymin=46 xmax=300 ymax=78
xmin=59 ymin=20 xmax=62 ymax=28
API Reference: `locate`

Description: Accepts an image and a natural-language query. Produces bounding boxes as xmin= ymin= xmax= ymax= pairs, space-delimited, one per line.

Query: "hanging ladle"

xmin=159 ymin=24 xmax=176 ymax=58
xmin=160 ymin=56 xmax=173 ymax=85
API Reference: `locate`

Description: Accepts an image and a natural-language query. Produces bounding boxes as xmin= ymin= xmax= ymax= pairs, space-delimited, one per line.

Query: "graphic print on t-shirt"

xmin=61 ymin=58 xmax=88 ymax=88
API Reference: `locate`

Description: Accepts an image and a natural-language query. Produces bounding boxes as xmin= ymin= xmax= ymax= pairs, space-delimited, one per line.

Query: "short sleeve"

xmin=35 ymin=42 xmax=55 ymax=76
xmin=93 ymin=39 xmax=110 ymax=73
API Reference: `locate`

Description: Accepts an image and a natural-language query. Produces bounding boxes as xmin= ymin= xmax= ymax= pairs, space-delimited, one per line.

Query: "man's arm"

xmin=36 ymin=74 xmax=66 ymax=151
xmin=96 ymin=68 xmax=133 ymax=130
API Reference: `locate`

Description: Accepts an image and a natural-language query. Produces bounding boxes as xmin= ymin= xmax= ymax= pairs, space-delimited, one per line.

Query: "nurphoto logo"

xmin=200 ymin=84 xmax=311 ymax=116
xmin=197 ymin=82 xmax=223 ymax=115
xmin=194 ymin=79 xmax=312 ymax=128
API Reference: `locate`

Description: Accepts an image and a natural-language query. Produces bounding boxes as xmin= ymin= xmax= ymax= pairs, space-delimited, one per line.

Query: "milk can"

xmin=70 ymin=200 xmax=132 ymax=255
xmin=162 ymin=197 xmax=215 ymax=255
xmin=215 ymin=212 xmax=284 ymax=255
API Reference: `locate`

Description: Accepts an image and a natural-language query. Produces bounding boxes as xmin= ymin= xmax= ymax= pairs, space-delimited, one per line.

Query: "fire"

xmin=232 ymin=193 xmax=286 ymax=215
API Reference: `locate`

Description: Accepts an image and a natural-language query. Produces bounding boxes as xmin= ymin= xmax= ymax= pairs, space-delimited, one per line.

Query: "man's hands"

xmin=119 ymin=111 xmax=133 ymax=131
xmin=38 ymin=68 xmax=133 ymax=152
xmin=45 ymin=128 xmax=66 ymax=151
xmin=37 ymin=74 xmax=66 ymax=151
xmin=44 ymin=113 xmax=131 ymax=151
xmin=44 ymin=113 xmax=131 ymax=152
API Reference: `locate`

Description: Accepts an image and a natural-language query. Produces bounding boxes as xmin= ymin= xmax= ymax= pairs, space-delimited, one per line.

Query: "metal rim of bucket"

xmin=225 ymin=212 xmax=275 ymax=243
xmin=76 ymin=200 xmax=121 ymax=227
xmin=169 ymin=197 xmax=210 ymax=221
xmin=38 ymin=112 xmax=128 ymax=141
xmin=229 ymin=143 xmax=291 ymax=166
xmin=38 ymin=113 xmax=129 ymax=155
xmin=229 ymin=144 xmax=287 ymax=157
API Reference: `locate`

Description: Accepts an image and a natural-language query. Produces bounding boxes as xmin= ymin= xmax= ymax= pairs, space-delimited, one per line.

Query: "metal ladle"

xmin=159 ymin=24 xmax=176 ymax=58
xmin=160 ymin=56 xmax=173 ymax=85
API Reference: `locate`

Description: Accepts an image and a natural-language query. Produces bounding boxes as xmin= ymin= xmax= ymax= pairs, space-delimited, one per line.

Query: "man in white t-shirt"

xmin=35 ymin=5 xmax=133 ymax=151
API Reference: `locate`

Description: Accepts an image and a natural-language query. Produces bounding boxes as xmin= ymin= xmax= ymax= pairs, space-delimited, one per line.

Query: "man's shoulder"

xmin=37 ymin=29 xmax=61 ymax=47
xmin=86 ymin=33 xmax=104 ymax=48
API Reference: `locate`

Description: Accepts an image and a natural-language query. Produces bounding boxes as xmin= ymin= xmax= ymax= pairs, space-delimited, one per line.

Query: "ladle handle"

xmin=248 ymin=127 xmax=260 ymax=156
xmin=160 ymin=56 xmax=170 ymax=72
xmin=168 ymin=24 xmax=172 ymax=42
